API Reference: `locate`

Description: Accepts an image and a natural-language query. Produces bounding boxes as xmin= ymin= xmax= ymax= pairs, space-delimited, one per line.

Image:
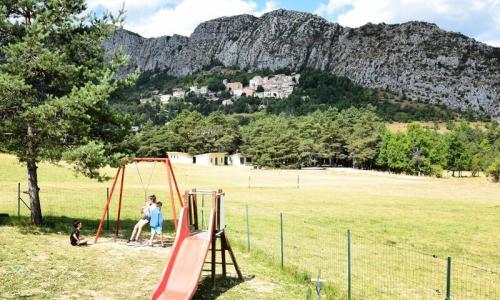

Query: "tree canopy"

xmin=0 ymin=0 xmax=133 ymax=224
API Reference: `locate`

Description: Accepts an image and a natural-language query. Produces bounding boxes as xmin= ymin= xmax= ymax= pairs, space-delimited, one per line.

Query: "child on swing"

xmin=128 ymin=195 xmax=156 ymax=243
xmin=148 ymin=201 xmax=164 ymax=247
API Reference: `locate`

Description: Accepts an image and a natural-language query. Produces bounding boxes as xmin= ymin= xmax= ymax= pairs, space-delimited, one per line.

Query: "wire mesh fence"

xmin=226 ymin=205 xmax=499 ymax=300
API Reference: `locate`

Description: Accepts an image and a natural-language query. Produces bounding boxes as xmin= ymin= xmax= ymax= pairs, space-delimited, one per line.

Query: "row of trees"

xmin=377 ymin=123 xmax=500 ymax=177
xmin=135 ymin=108 xmax=500 ymax=180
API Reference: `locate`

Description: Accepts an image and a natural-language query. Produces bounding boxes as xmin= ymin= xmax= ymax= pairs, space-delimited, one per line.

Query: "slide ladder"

xmin=150 ymin=190 xmax=243 ymax=300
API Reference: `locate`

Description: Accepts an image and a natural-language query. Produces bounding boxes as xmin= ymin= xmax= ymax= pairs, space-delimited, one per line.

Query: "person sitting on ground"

xmin=128 ymin=195 xmax=157 ymax=243
xmin=148 ymin=201 xmax=164 ymax=247
xmin=70 ymin=220 xmax=88 ymax=246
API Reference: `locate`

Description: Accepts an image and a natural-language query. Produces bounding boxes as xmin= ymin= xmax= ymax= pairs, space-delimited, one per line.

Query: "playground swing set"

xmin=93 ymin=157 xmax=243 ymax=300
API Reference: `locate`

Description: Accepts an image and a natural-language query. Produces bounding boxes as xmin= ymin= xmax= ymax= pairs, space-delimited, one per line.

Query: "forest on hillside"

xmin=111 ymin=69 xmax=486 ymax=126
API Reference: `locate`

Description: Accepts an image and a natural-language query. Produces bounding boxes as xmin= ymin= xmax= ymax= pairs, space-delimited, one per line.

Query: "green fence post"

xmin=18 ymin=182 xmax=21 ymax=219
xmin=445 ymin=257 xmax=452 ymax=300
xmin=347 ymin=229 xmax=352 ymax=300
xmin=246 ymin=203 xmax=250 ymax=251
xmin=280 ymin=212 xmax=284 ymax=270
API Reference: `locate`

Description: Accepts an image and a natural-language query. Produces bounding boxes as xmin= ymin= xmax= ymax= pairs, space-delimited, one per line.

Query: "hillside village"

xmin=140 ymin=73 xmax=301 ymax=106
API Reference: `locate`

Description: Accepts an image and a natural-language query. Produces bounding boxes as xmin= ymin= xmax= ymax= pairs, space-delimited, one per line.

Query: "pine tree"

xmin=0 ymin=1 xmax=132 ymax=224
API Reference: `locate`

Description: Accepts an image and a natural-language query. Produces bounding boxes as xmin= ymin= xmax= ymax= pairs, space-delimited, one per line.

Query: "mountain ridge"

xmin=103 ymin=9 xmax=500 ymax=119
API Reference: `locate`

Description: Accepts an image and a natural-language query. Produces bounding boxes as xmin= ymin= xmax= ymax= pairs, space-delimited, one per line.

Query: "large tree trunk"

xmin=27 ymin=158 xmax=42 ymax=224
xmin=27 ymin=123 xmax=42 ymax=225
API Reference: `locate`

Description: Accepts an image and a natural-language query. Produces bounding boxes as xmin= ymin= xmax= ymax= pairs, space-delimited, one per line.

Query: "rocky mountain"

xmin=103 ymin=9 xmax=500 ymax=119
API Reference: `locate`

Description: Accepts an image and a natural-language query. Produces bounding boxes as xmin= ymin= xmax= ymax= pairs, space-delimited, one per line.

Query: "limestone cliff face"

xmin=105 ymin=9 xmax=500 ymax=118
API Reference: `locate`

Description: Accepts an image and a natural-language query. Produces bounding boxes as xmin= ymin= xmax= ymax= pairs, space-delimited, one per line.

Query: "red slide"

xmin=150 ymin=206 xmax=215 ymax=300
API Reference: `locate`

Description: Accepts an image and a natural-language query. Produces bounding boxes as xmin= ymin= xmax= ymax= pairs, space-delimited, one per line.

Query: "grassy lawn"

xmin=0 ymin=224 xmax=306 ymax=299
xmin=1 ymin=153 xmax=499 ymax=299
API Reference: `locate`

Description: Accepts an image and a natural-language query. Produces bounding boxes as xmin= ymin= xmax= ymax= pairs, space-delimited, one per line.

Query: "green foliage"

xmin=0 ymin=0 xmax=132 ymax=175
xmin=0 ymin=0 xmax=134 ymax=223
xmin=431 ymin=164 xmax=444 ymax=178
xmin=485 ymin=157 xmax=500 ymax=182
xmin=377 ymin=122 xmax=498 ymax=176
xmin=207 ymin=78 xmax=225 ymax=92
xmin=377 ymin=125 xmax=450 ymax=176
xmin=240 ymin=113 xmax=301 ymax=167
xmin=62 ymin=142 xmax=111 ymax=181
xmin=240 ymin=107 xmax=384 ymax=168
xmin=137 ymin=111 xmax=241 ymax=156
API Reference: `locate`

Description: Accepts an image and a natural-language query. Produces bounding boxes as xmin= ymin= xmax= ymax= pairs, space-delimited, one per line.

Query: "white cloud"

xmin=88 ymin=0 xmax=277 ymax=37
xmin=315 ymin=0 xmax=500 ymax=47
xmin=255 ymin=0 xmax=279 ymax=16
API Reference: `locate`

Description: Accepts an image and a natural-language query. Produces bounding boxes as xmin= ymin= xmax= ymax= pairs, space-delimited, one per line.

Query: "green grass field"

xmin=1 ymin=153 xmax=499 ymax=299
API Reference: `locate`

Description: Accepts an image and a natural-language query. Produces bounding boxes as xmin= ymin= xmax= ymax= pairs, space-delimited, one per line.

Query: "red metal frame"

xmin=165 ymin=160 xmax=178 ymax=230
xmin=94 ymin=157 xmax=183 ymax=243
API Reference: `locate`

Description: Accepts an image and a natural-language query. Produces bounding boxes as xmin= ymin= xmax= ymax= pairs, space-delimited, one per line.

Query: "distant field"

xmin=385 ymin=121 xmax=487 ymax=133
xmin=1 ymin=153 xmax=499 ymax=299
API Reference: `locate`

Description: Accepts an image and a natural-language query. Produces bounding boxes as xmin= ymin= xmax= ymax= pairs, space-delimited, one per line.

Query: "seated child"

xmin=70 ymin=220 xmax=88 ymax=246
xmin=148 ymin=202 xmax=164 ymax=247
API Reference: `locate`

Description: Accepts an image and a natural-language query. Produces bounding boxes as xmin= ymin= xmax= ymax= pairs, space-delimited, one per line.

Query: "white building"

xmin=167 ymin=152 xmax=193 ymax=164
xmin=139 ymin=98 xmax=152 ymax=104
xmin=232 ymin=89 xmax=244 ymax=97
xmin=249 ymin=76 xmax=264 ymax=89
xmin=194 ymin=153 xmax=227 ymax=166
xmin=228 ymin=153 xmax=250 ymax=166
xmin=225 ymin=82 xmax=243 ymax=91
xmin=160 ymin=94 xmax=172 ymax=104
xmin=172 ymin=88 xmax=185 ymax=99
xmin=222 ymin=99 xmax=233 ymax=106
xmin=199 ymin=86 xmax=208 ymax=95
xmin=189 ymin=85 xmax=209 ymax=95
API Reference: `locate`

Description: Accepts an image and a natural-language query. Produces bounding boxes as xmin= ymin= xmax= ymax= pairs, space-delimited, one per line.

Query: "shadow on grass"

xmin=0 ymin=215 xmax=175 ymax=239
xmin=193 ymin=276 xmax=245 ymax=300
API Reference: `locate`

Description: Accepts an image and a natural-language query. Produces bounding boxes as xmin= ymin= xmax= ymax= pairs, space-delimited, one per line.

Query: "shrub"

xmin=431 ymin=164 xmax=444 ymax=178
xmin=485 ymin=158 xmax=500 ymax=182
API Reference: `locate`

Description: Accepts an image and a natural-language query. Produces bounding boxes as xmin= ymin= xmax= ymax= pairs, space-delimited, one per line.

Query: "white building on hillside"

xmin=225 ymin=82 xmax=243 ymax=91
xmin=139 ymin=98 xmax=153 ymax=104
xmin=172 ymin=88 xmax=185 ymax=99
xmin=160 ymin=94 xmax=172 ymax=104
xmin=222 ymin=99 xmax=233 ymax=106
xmin=249 ymin=76 xmax=264 ymax=89
xmin=233 ymin=89 xmax=244 ymax=97
xmin=189 ymin=86 xmax=209 ymax=95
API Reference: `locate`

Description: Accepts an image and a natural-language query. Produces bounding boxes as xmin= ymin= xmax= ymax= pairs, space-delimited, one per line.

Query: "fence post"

xmin=297 ymin=175 xmax=300 ymax=189
xmin=445 ymin=257 xmax=452 ymax=300
xmin=347 ymin=229 xmax=352 ymax=300
xmin=280 ymin=212 xmax=284 ymax=270
xmin=17 ymin=182 xmax=21 ymax=219
xmin=106 ymin=187 xmax=110 ymax=232
xmin=246 ymin=203 xmax=250 ymax=251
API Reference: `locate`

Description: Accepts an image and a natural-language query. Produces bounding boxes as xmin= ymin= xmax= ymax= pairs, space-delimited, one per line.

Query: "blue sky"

xmin=87 ymin=0 xmax=500 ymax=46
